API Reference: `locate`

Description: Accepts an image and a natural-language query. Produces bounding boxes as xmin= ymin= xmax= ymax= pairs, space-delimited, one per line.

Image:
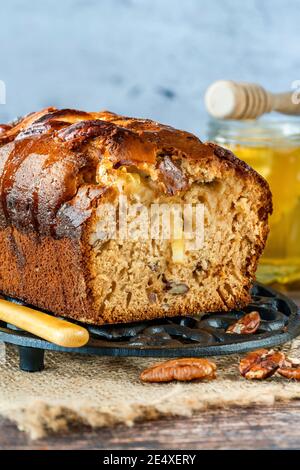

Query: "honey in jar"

xmin=207 ymin=117 xmax=300 ymax=286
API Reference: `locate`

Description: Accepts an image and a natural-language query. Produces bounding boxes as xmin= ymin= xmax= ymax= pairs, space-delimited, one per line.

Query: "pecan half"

xmin=157 ymin=156 xmax=189 ymax=195
xmin=140 ymin=358 xmax=217 ymax=383
xmin=165 ymin=281 xmax=189 ymax=295
xmin=278 ymin=357 xmax=300 ymax=380
xmin=239 ymin=349 xmax=285 ymax=380
xmin=226 ymin=311 xmax=261 ymax=335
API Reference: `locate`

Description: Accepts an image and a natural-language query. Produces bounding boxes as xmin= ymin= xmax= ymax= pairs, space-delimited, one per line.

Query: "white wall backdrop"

xmin=1 ymin=0 xmax=299 ymax=136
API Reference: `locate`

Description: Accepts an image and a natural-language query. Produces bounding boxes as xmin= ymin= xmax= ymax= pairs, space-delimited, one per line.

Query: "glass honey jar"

xmin=207 ymin=116 xmax=300 ymax=287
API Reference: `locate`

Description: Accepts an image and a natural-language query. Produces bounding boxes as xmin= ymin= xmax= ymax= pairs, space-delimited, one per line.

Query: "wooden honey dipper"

xmin=205 ymin=80 xmax=300 ymax=119
xmin=0 ymin=297 xmax=89 ymax=348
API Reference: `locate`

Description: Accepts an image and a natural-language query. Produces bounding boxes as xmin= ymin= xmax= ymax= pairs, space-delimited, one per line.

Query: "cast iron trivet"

xmin=0 ymin=283 xmax=299 ymax=372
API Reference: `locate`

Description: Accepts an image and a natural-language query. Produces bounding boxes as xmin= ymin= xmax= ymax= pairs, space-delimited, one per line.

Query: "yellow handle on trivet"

xmin=0 ymin=298 xmax=89 ymax=347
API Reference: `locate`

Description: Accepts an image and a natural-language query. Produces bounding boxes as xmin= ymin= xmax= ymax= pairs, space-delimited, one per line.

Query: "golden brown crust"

xmin=0 ymin=107 xmax=272 ymax=238
xmin=0 ymin=227 xmax=95 ymax=321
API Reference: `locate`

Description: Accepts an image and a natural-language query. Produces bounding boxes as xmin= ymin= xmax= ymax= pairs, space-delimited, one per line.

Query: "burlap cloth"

xmin=1 ymin=339 xmax=300 ymax=440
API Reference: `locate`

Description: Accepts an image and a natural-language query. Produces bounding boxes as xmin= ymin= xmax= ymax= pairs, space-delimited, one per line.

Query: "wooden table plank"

xmin=1 ymin=401 xmax=300 ymax=450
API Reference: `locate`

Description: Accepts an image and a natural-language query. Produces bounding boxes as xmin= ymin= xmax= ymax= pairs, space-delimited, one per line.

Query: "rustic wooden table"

xmin=1 ymin=291 xmax=299 ymax=450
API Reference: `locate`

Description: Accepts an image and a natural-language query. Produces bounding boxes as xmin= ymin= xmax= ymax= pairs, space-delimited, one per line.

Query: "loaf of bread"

xmin=0 ymin=108 xmax=272 ymax=325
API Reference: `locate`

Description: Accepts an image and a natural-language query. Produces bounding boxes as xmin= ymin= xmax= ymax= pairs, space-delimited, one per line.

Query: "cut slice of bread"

xmin=0 ymin=108 xmax=272 ymax=324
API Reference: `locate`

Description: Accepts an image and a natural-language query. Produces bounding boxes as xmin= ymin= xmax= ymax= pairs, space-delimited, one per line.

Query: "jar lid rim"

xmin=208 ymin=115 xmax=300 ymax=146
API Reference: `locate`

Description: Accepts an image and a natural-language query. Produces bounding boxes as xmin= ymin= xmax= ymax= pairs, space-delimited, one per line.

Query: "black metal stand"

xmin=18 ymin=346 xmax=45 ymax=372
xmin=0 ymin=283 xmax=299 ymax=372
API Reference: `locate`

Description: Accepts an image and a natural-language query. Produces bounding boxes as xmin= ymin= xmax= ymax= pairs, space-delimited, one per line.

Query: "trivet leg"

xmin=18 ymin=346 xmax=45 ymax=372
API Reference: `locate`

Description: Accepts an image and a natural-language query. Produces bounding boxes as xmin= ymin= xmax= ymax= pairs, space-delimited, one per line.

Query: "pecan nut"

xmin=140 ymin=357 xmax=217 ymax=383
xmin=239 ymin=349 xmax=285 ymax=380
xmin=165 ymin=282 xmax=189 ymax=295
xmin=278 ymin=357 xmax=300 ymax=380
xmin=157 ymin=156 xmax=189 ymax=195
xmin=226 ymin=311 xmax=261 ymax=335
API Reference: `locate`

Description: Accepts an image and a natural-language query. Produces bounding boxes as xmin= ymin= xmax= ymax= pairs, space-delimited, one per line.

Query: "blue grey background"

xmin=1 ymin=0 xmax=299 ymax=136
